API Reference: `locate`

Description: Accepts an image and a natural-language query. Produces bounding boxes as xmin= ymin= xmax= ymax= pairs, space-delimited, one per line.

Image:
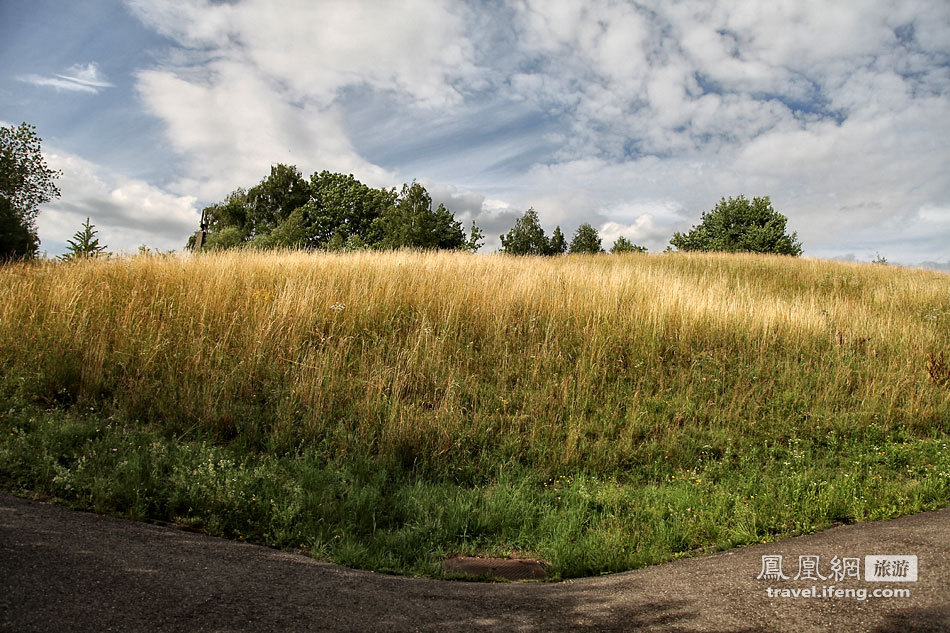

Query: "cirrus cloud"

xmin=19 ymin=62 xmax=115 ymax=94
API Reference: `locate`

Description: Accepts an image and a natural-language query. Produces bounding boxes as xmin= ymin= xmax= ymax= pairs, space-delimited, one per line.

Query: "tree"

xmin=548 ymin=226 xmax=567 ymax=255
xmin=192 ymin=168 xmax=472 ymax=252
xmin=59 ymin=217 xmax=107 ymax=261
xmin=569 ymin=223 xmax=604 ymax=254
xmin=1 ymin=122 xmax=61 ymax=259
xmin=500 ymin=208 xmax=549 ymax=255
xmin=373 ymin=182 xmax=466 ymax=250
xmin=345 ymin=233 xmax=367 ymax=251
xmin=0 ymin=196 xmax=39 ymax=260
xmin=610 ymin=236 xmax=647 ymax=254
xmin=465 ymin=220 xmax=485 ymax=253
xmin=203 ymin=226 xmax=246 ymax=250
xmin=325 ymin=230 xmax=346 ymax=252
xmin=245 ymin=164 xmax=311 ymax=237
xmin=248 ymin=207 xmax=307 ymax=250
xmin=304 ymin=171 xmax=396 ymax=248
xmin=669 ymin=195 xmax=803 ymax=255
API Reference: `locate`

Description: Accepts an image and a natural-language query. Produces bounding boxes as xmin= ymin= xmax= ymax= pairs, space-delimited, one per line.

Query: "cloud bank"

xmin=28 ymin=0 xmax=948 ymax=263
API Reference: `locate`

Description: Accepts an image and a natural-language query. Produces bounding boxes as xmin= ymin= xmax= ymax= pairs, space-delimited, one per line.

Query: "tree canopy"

xmin=499 ymin=208 xmax=550 ymax=256
xmin=670 ymin=195 xmax=803 ymax=256
xmin=548 ymin=226 xmax=567 ymax=255
xmin=610 ymin=236 xmax=647 ymax=254
xmin=569 ymin=223 xmax=604 ymax=254
xmin=373 ymin=182 xmax=466 ymax=250
xmin=0 ymin=196 xmax=39 ymax=261
xmin=190 ymin=165 xmax=481 ymax=253
xmin=0 ymin=122 xmax=61 ymax=260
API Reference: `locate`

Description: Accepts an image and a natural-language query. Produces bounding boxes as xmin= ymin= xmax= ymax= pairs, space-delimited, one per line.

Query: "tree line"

xmin=497 ymin=195 xmax=802 ymax=257
xmin=190 ymin=165 xmax=655 ymax=256
xmin=498 ymin=208 xmax=648 ymax=255
xmin=1 ymin=122 xmax=803 ymax=261
xmin=190 ymin=164 xmax=484 ymax=253
xmin=192 ymin=165 xmax=801 ymax=257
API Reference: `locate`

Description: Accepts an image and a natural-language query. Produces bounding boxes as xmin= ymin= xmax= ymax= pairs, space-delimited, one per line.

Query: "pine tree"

xmin=60 ymin=217 xmax=107 ymax=261
xmin=548 ymin=226 xmax=567 ymax=254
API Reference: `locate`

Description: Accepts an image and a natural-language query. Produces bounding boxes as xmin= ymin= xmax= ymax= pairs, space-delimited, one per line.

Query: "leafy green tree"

xmin=205 ymin=188 xmax=250 ymax=233
xmin=245 ymin=164 xmax=311 ymax=237
xmin=249 ymin=207 xmax=308 ymax=250
xmin=548 ymin=226 xmax=567 ymax=255
xmin=304 ymin=171 xmax=396 ymax=248
xmin=193 ymin=168 xmax=471 ymax=253
xmin=670 ymin=195 xmax=803 ymax=255
xmin=1 ymin=122 xmax=61 ymax=259
xmin=569 ymin=223 xmax=604 ymax=254
xmin=191 ymin=188 xmax=253 ymax=249
xmin=345 ymin=233 xmax=367 ymax=251
xmin=373 ymin=182 xmax=465 ymax=250
xmin=610 ymin=236 xmax=647 ymax=254
xmin=500 ymin=208 xmax=549 ymax=255
xmin=465 ymin=220 xmax=485 ymax=252
xmin=325 ymin=230 xmax=346 ymax=252
xmin=203 ymin=226 xmax=246 ymax=250
xmin=59 ymin=217 xmax=107 ymax=261
xmin=431 ymin=202 xmax=466 ymax=250
xmin=0 ymin=196 xmax=39 ymax=260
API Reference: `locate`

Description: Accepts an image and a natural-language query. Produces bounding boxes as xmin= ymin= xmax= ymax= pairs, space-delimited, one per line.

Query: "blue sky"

xmin=2 ymin=0 xmax=948 ymax=267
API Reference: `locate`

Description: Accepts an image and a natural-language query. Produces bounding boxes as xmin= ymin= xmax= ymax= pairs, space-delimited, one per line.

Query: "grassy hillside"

xmin=1 ymin=250 xmax=948 ymax=578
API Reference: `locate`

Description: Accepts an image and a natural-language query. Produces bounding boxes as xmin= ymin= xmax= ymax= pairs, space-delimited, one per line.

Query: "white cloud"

xmin=37 ymin=150 xmax=199 ymax=255
xmin=126 ymin=0 xmax=483 ymax=200
xmin=18 ymin=63 xmax=114 ymax=94
xmin=136 ymin=63 xmax=388 ymax=201
xmin=106 ymin=0 xmax=949 ymax=263
xmin=599 ymin=216 xmax=668 ymax=252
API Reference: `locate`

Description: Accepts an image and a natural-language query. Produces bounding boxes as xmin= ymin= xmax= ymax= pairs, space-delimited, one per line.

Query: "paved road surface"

xmin=1 ymin=492 xmax=947 ymax=632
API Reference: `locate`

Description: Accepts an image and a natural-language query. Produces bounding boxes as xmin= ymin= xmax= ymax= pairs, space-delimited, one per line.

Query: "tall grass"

xmin=1 ymin=250 xmax=948 ymax=577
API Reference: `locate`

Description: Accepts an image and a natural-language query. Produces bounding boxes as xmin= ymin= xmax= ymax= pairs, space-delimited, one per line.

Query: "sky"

xmin=1 ymin=0 xmax=948 ymax=268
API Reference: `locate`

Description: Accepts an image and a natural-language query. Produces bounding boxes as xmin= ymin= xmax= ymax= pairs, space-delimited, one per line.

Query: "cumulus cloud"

xmin=477 ymin=0 xmax=950 ymax=262
xmin=112 ymin=0 xmax=949 ymax=263
xmin=127 ymin=0 xmax=481 ymax=200
xmin=19 ymin=63 xmax=114 ymax=94
xmin=37 ymin=150 xmax=199 ymax=255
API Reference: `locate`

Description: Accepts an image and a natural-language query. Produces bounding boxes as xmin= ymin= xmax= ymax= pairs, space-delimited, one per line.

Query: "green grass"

xmin=1 ymin=250 xmax=948 ymax=578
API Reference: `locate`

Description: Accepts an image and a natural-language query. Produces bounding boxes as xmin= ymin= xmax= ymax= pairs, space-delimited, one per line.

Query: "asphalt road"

xmin=1 ymin=492 xmax=947 ymax=632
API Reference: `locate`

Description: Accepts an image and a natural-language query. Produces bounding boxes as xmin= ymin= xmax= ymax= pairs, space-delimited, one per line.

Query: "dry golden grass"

xmin=2 ymin=249 xmax=949 ymax=578
xmin=2 ymin=249 xmax=947 ymax=472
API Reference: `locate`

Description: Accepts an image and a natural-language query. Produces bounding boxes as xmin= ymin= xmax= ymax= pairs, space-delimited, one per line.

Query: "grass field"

xmin=1 ymin=250 xmax=948 ymax=578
